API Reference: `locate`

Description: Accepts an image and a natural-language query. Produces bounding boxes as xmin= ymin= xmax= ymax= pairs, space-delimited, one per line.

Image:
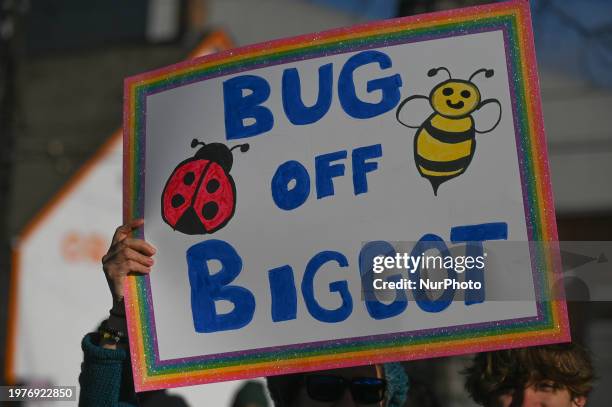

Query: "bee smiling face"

xmin=430 ymin=80 xmax=481 ymax=118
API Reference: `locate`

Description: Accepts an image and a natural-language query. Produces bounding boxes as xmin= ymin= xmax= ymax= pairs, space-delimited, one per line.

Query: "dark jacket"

xmin=79 ymin=333 xmax=137 ymax=406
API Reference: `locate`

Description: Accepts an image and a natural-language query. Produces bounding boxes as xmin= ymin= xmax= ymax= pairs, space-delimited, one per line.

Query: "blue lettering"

xmin=301 ymin=251 xmax=353 ymax=323
xmin=184 ymin=222 xmax=508 ymax=332
xmin=359 ymin=241 xmax=407 ymax=320
xmin=352 ymin=144 xmax=382 ymax=195
xmin=268 ymin=265 xmax=298 ymax=322
xmin=338 ymin=50 xmax=403 ymax=119
xmin=224 ymin=75 xmax=274 ymax=140
xmin=282 ymin=64 xmax=333 ymax=125
xmin=410 ymin=234 xmax=456 ymax=313
xmin=450 ymin=222 xmax=508 ymax=305
xmin=315 ymin=150 xmax=347 ymax=199
xmin=186 ymin=240 xmax=255 ymax=333
xmin=271 ymin=160 xmax=311 ymax=210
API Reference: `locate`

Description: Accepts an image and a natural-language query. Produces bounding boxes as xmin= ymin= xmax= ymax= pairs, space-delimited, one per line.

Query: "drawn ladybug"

xmin=161 ymin=139 xmax=249 ymax=235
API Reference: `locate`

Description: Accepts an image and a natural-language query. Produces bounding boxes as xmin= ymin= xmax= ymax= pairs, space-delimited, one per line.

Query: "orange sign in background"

xmin=5 ymin=31 xmax=248 ymax=405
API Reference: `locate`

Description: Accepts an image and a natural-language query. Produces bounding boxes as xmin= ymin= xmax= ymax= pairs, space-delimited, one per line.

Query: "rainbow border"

xmin=123 ymin=0 xmax=569 ymax=391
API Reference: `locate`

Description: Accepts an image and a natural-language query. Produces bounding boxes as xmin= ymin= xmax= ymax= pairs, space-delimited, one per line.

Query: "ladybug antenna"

xmin=469 ymin=68 xmax=494 ymax=82
xmin=230 ymin=143 xmax=250 ymax=154
xmin=191 ymin=138 xmax=206 ymax=149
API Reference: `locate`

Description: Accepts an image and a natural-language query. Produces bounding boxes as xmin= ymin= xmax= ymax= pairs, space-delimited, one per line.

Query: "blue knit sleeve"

xmin=78 ymin=333 xmax=137 ymax=407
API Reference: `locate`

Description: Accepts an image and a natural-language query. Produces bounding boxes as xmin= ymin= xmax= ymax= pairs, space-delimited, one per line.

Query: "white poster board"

xmin=123 ymin=2 xmax=569 ymax=391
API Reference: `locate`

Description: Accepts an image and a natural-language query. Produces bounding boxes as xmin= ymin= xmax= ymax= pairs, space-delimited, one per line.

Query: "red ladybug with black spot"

xmin=161 ymin=139 xmax=249 ymax=235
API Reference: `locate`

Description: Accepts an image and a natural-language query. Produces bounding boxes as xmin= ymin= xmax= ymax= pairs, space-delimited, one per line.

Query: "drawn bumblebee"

xmin=396 ymin=67 xmax=502 ymax=195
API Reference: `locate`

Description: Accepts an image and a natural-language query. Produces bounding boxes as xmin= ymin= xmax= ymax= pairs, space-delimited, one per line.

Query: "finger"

xmin=124 ymin=247 xmax=155 ymax=267
xmin=103 ymin=242 xmax=128 ymax=262
xmin=111 ymin=219 xmax=145 ymax=245
xmin=123 ymin=238 xmax=156 ymax=256
xmin=126 ymin=259 xmax=151 ymax=274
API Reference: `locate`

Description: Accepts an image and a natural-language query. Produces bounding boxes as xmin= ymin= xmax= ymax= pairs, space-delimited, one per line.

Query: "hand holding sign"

xmin=102 ymin=219 xmax=156 ymax=302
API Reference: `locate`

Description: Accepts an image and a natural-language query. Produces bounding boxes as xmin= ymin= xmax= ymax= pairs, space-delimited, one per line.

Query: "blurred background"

xmin=0 ymin=0 xmax=611 ymax=405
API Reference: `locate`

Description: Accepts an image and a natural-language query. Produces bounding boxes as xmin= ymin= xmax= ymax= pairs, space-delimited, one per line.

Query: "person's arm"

xmin=98 ymin=298 xmax=128 ymax=351
xmin=79 ymin=332 xmax=133 ymax=406
xmin=78 ymin=219 xmax=156 ymax=407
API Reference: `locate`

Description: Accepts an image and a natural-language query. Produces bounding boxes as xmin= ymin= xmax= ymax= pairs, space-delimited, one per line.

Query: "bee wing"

xmin=474 ymin=99 xmax=502 ymax=134
xmin=395 ymin=95 xmax=432 ymax=129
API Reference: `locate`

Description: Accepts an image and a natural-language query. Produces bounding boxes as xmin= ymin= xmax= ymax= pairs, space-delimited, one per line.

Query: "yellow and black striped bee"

xmin=396 ymin=67 xmax=502 ymax=195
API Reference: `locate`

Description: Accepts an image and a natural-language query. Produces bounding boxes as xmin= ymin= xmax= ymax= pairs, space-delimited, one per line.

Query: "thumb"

xmin=111 ymin=218 xmax=144 ymax=245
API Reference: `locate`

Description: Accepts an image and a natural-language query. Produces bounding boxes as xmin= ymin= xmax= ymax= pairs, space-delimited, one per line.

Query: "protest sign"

xmin=123 ymin=1 xmax=569 ymax=391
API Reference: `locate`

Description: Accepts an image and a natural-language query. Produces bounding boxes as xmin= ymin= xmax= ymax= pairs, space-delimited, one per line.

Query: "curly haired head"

xmin=464 ymin=344 xmax=594 ymax=406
